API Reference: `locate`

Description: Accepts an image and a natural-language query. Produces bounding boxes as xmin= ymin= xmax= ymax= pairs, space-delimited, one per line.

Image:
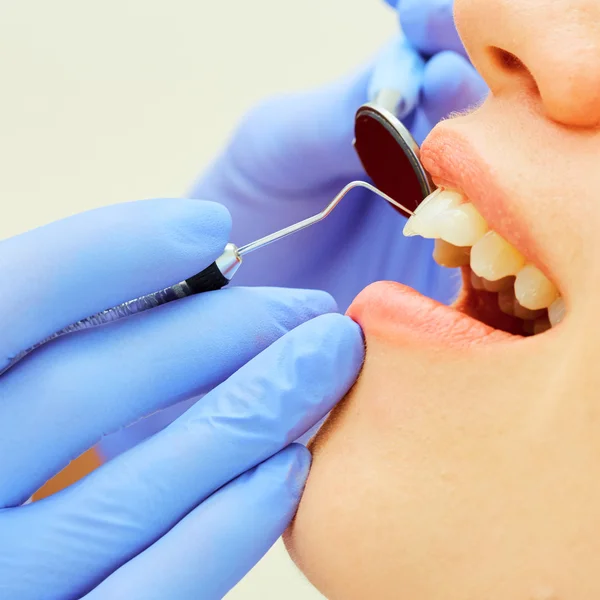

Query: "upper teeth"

xmin=404 ymin=188 xmax=564 ymax=330
xmin=471 ymin=231 xmax=526 ymax=281
xmin=514 ymin=264 xmax=559 ymax=310
xmin=436 ymin=204 xmax=489 ymax=247
xmin=403 ymin=189 xmax=463 ymax=239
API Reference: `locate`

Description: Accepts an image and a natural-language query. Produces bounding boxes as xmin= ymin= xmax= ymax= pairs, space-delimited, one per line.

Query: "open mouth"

xmin=403 ymin=187 xmax=565 ymax=337
xmin=349 ymin=127 xmax=566 ymax=346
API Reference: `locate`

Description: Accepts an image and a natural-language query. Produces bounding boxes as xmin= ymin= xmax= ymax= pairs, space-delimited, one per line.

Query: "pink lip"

xmin=348 ymin=281 xmax=514 ymax=348
xmin=419 ymin=126 xmax=541 ymax=270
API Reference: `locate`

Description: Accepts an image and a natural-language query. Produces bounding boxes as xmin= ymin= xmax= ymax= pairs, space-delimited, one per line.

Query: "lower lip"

xmin=347 ymin=281 xmax=515 ymax=348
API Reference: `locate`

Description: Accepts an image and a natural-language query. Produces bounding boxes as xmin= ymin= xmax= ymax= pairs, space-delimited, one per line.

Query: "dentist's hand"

xmin=100 ymin=0 xmax=487 ymax=457
xmin=0 ymin=199 xmax=364 ymax=599
xmin=190 ymin=0 xmax=487 ymax=312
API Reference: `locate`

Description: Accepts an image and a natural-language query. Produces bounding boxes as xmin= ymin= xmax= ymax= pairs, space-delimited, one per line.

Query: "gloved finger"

xmin=421 ymin=51 xmax=488 ymax=123
xmin=83 ymin=445 xmax=311 ymax=600
xmin=0 ymin=287 xmax=335 ymax=508
xmin=193 ymin=65 xmax=370 ymax=201
xmin=0 ymin=199 xmax=230 ymax=372
xmin=193 ymin=34 xmax=427 ymax=200
xmin=405 ymin=51 xmax=488 ymax=144
xmin=398 ymin=0 xmax=467 ymax=58
xmin=1 ymin=314 xmax=363 ymax=600
xmin=367 ymin=36 xmax=424 ymax=118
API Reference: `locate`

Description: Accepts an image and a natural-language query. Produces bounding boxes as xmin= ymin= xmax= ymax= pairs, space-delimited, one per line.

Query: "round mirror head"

xmin=353 ymin=103 xmax=433 ymax=218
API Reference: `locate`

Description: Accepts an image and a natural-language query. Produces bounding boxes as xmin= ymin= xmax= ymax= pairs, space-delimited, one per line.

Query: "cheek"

xmin=284 ymin=390 xmax=388 ymax=600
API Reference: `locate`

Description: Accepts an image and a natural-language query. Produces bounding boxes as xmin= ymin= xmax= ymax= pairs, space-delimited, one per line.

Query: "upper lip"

xmin=419 ymin=125 xmax=542 ymax=272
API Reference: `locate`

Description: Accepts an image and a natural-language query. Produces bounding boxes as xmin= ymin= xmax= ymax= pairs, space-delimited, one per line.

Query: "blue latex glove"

xmin=190 ymin=0 xmax=487 ymax=312
xmin=0 ymin=199 xmax=364 ymax=599
xmin=99 ymin=0 xmax=488 ymax=457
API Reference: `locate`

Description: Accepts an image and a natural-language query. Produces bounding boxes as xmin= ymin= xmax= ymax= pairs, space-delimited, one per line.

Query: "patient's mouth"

xmin=402 ymin=187 xmax=564 ymax=336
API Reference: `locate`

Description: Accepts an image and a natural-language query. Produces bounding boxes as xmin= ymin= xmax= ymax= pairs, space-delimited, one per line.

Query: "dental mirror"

xmin=353 ymin=102 xmax=433 ymax=218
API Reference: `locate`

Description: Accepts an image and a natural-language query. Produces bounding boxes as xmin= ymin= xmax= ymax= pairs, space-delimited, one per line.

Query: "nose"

xmin=454 ymin=0 xmax=600 ymax=128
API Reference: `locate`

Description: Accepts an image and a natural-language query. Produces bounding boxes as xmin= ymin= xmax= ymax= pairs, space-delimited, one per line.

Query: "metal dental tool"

xmin=239 ymin=181 xmax=414 ymax=255
xmin=160 ymin=181 xmax=415 ymax=302
xmin=200 ymin=98 xmax=433 ymax=292
xmin=3 ymin=100 xmax=432 ymax=375
xmin=353 ymin=101 xmax=433 ymax=217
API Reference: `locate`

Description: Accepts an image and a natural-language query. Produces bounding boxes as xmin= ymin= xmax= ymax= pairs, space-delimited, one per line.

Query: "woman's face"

xmin=284 ymin=1 xmax=600 ymax=598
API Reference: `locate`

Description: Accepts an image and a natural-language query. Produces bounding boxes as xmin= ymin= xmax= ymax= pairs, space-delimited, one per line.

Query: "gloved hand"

xmin=191 ymin=0 xmax=487 ymax=312
xmin=0 ymin=199 xmax=364 ymax=599
xmin=100 ymin=0 xmax=488 ymax=457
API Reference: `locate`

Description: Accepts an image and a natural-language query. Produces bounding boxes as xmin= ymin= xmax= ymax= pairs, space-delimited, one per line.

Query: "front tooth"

xmin=514 ymin=264 xmax=559 ymax=310
xmin=414 ymin=188 xmax=464 ymax=217
xmin=548 ymin=297 xmax=566 ymax=327
xmin=403 ymin=188 xmax=464 ymax=239
xmin=433 ymin=239 xmax=470 ymax=268
xmin=471 ymin=231 xmax=526 ymax=281
xmin=436 ymin=203 xmax=489 ymax=247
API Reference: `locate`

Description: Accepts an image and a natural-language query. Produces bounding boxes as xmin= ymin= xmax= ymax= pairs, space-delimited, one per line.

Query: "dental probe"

xmin=3 ymin=102 xmax=433 ymax=375
xmin=1 ymin=182 xmax=413 ymax=376
xmin=241 ymin=181 xmax=413 ymax=254
xmin=176 ymin=181 xmax=413 ymax=296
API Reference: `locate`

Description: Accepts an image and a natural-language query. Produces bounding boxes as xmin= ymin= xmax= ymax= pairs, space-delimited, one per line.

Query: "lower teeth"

xmin=513 ymin=302 xmax=544 ymax=321
xmin=482 ymin=276 xmax=514 ymax=293
xmin=433 ymin=239 xmax=470 ymax=268
xmin=468 ymin=270 xmax=560 ymax=335
xmin=465 ymin=262 xmax=557 ymax=335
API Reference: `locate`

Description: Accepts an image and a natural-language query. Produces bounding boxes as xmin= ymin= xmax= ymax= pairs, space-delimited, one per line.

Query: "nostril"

xmin=487 ymin=47 xmax=539 ymax=93
xmin=489 ymin=47 xmax=525 ymax=73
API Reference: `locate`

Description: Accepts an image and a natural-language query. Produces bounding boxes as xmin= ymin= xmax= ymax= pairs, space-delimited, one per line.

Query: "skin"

xmin=284 ymin=1 xmax=600 ymax=598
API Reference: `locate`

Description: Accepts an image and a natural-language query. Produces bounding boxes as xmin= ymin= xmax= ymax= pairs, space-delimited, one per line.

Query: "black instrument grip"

xmin=185 ymin=262 xmax=230 ymax=294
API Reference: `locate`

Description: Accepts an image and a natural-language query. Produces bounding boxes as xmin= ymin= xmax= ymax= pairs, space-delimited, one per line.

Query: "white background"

xmin=0 ymin=1 xmax=395 ymax=597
